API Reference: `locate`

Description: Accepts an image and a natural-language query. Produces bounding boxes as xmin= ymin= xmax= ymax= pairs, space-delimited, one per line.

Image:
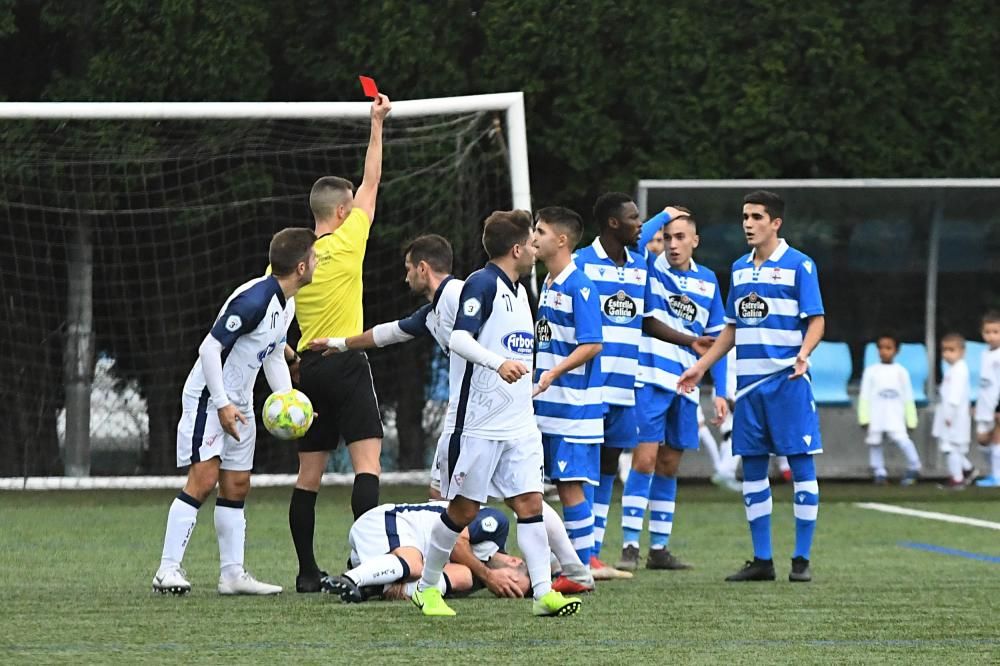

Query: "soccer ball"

xmin=262 ymin=389 xmax=314 ymax=440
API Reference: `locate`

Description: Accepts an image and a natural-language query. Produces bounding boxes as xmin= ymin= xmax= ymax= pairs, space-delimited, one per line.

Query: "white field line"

xmin=855 ymin=502 xmax=1000 ymax=531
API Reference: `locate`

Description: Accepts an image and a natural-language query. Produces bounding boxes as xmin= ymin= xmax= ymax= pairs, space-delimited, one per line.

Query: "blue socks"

xmin=648 ymin=474 xmax=677 ymax=549
xmin=592 ymin=473 xmax=615 ymax=557
xmin=742 ymin=455 xmax=773 ymax=561
xmin=621 ymin=470 xmax=652 ymax=547
xmin=562 ymin=500 xmax=594 ymax=566
xmin=788 ymin=454 xmax=819 ymax=560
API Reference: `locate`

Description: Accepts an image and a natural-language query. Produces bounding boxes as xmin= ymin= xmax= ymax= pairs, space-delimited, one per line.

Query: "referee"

xmin=287 ymin=93 xmax=392 ymax=593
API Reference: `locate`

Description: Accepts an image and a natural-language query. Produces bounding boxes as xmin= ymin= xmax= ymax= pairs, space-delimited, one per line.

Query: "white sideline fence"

xmin=0 ymin=470 xmax=432 ymax=491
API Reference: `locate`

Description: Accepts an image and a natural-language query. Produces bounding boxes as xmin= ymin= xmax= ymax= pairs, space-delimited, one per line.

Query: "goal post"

xmin=0 ymin=93 xmax=532 ymax=488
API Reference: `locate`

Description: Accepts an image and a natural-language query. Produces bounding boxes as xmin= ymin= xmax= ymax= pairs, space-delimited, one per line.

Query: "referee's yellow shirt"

xmin=294 ymin=207 xmax=371 ymax=351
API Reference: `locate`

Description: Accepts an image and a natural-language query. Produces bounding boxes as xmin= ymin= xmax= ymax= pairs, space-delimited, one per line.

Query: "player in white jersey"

xmin=322 ymin=502 xmax=529 ymax=602
xmin=973 ymin=311 xmax=1000 ymax=487
xmin=934 ymin=333 xmax=975 ymax=489
xmin=857 ymin=333 xmax=922 ymax=485
xmin=309 ymin=235 xmax=595 ymax=593
xmin=152 ymin=229 xmax=317 ymax=596
xmin=412 ymin=210 xmax=581 ymax=618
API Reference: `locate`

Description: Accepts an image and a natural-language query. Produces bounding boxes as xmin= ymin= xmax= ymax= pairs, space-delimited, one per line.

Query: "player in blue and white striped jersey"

xmin=531 ymin=207 xmax=603 ymax=585
xmin=152 ymin=228 xmax=317 ymax=597
xmin=619 ymin=208 xmax=729 ymax=571
xmin=679 ymin=191 xmax=825 ymax=583
xmin=572 ymin=193 xmax=711 ymax=577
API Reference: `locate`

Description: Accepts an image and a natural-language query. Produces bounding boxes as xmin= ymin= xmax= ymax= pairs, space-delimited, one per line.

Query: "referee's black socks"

xmin=289 ymin=487 xmax=319 ymax=575
xmin=351 ymin=473 xmax=380 ymax=520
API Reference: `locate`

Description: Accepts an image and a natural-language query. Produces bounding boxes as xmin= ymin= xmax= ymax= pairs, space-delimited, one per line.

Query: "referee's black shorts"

xmin=297 ymin=349 xmax=384 ymax=452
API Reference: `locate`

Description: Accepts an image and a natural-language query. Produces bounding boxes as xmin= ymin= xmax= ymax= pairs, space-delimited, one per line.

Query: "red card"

xmin=359 ymin=75 xmax=379 ymax=99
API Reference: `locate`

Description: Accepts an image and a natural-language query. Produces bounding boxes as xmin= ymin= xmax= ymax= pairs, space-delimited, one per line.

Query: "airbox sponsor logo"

xmin=502 ymin=331 xmax=534 ymax=356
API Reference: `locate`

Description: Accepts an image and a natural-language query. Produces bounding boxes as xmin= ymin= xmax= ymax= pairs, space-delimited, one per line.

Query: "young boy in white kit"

xmin=858 ymin=333 xmax=922 ymax=485
xmin=973 ymin=311 xmax=1000 ymax=487
xmin=933 ymin=333 xmax=974 ymax=489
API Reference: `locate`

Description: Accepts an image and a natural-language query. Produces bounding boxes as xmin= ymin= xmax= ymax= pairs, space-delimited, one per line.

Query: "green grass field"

xmin=2 ymin=482 xmax=997 ymax=664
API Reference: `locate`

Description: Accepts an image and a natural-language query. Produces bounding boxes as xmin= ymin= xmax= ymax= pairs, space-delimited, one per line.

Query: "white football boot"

xmin=152 ymin=567 xmax=192 ymax=595
xmin=217 ymin=570 xmax=282 ymax=595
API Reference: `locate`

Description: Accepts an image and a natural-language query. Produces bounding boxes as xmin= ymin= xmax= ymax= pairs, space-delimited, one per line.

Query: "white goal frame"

xmin=0 ymin=93 xmax=532 ymax=490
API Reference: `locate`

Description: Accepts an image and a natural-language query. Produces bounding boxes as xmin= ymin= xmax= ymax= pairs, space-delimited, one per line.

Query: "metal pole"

xmin=637 ymin=184 xmax=649 ymax=219
xmin=64 ymin=215 xmax=94 ymax=477
xmin=924 ymin=200 xmax=943 ymax=402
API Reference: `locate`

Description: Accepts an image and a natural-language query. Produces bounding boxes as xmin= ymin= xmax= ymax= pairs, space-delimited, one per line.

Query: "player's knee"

xmin=348 ymin=438 xmax=382 ymax=476
xmin=184 ymin=462 xmax=220 ymax=502
xmin=447 ymin=498 xmax=479 ymax=527
xmin=219 ymin=472 xmax=251 ymax=501
xmin=506 ymin=492 xmax=543 ymax=518
xmin=631 ymin=444 xmax=657 ymax=474
xmin=296 ymin=452 xmax=328 ymax=491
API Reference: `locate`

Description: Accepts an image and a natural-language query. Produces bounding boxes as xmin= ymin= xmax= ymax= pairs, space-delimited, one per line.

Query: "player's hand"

xmin=497 ymin=360 xmax=530 ymax=384
xmin=789 ymin=354 xmax=809 ymax=380
xmin=371 ymin=93 xmax=391 ymax=121
xmin=691 ymin=336 xmax=714 ymax=357
xmin=308 ymin=337 xmax=348 ymax=356
xmin=485 ymin=566 xmax=525 ymax=598
xmin=532 ymin=370 xmax=557 ymax=397
xmin=676 ymin=365 xmax=704 ymax=394
xmin=664 ymin=206 xmax=691 ymax=220
xmin=712 ymin=396 xmax=729 ymax=425
xmin=217 ymin=404 xmax=247 ymax=441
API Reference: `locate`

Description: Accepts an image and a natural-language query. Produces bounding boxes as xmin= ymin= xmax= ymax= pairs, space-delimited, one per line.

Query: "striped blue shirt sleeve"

xmin=574 ymin=283 xmax=603 ymax=344
xmin=637 ymin=211 xmax=671 ymax=250
xmin=707 ymin=286 xmax=728 ymax=395
xmin=209 ymin=290 xmax=269 ymax=349
xmin=796 ymin=259 xmax=824 ymax=318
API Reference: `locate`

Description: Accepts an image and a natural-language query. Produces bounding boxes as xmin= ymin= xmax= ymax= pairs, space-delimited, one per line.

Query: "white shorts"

xmin=348 ymin=508 xmax=425 ymax=567
xmin=438 ymin=431 xmax=544 ymax=504
xmin=175 ymin=406 xmax=256 ymax=471
xmin=938 ymin=438 xmax=970 ymax=455
xmin=866 ymin=429 xmax=909 ymax=446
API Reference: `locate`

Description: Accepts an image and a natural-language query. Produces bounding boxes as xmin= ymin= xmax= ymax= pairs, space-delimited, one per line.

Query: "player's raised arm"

xmin=353 ymin=93 xmax=392 ymax=223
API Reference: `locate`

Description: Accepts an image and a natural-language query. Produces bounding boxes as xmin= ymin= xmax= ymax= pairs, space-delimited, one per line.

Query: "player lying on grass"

xmin=323 ymin=501 xmax=531 ymax=602
xmin=308 ymin=233 xmax=594 ymax=594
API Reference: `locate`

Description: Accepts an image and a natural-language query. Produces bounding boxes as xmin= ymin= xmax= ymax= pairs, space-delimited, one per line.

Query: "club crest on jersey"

xmin=502 ymin=331 xmax=535 ymax=356
xmin=603 ymin=290 xmax=638 ymax=324
xmin=535 ymin=319 xmax=552 ymax=351
xmin=667 ymin=294 xmax=697 ymax=323
xmin=554 ymin=292 xmax=563 ymax=307
xmin=771 ymin=267 xmax=783 ymax=282
xmin=737 ymin=292 xmax=769 ymax=326
xmin=878 ymin=388 xmax=900 ymax=400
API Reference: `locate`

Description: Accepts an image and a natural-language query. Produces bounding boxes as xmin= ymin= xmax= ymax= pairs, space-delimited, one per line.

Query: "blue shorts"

xmin=542 ymin=434 xmax=600 ymax=485
xmin=636 ymin=385 xmax=699 ymax=450
xmin=733 ymin=370 xmax=822 ymax=457
xmin=603 ymin=404 xmax=639 ymax=450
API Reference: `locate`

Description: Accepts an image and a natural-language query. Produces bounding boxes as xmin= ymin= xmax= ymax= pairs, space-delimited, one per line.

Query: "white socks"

xmin=869 ymin=445 xmax=887 ymax=477
xmin=215 ymin=499 xmax=246 ymax=580
xmin=159 ymin=492 xmax=200 ymax=571
xmin=947 ymin=451 xmax=965 ymax=483
xmin=543 ymin=501 xmax=583 ymax=568
xmin=346 ymin=554 xmax=408 ymax=587
xmin=417 ymin=513 xmax=462 ymax=590
xmin=516 ymin=515 xmax=552 ymax=599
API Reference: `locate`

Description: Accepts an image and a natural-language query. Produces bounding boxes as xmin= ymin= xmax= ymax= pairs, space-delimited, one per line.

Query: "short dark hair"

xmin=875 ymin=332 xmax=900 ymax=349
xmin=482 ymin=209 xmax=532 ymax=259
xmin=983 ymin=310 xmax=1000 ymax=326
xmin=404 ymin=234 xmax=453 ymax=273
xmin=309 ymin=176 xmax=354 ymax=219
xmin=535 ymin=206 xmax=584 ymax=246
xmin=269 ymin=228 xmax=317 ymax=276
xmin=593 ymin=192 xmax=633 ymax=231
xmin=668 ymin=205 xmax=697 ymax=231
xmin=743 ymin=190 xmax=785 ymax=220
xmin=941 ymin=331 xmax=966 ymax=347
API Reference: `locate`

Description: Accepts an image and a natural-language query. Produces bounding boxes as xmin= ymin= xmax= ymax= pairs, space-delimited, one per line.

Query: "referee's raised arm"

xmin=287 ymin=94 xmax=392 ymax=594
xmin=353 ymin=93 xmax=391 ymax=223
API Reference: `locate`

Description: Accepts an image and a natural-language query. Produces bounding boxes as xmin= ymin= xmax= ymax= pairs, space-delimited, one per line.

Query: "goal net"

xmin=0 ymin=95 xmax=530 ymax=487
